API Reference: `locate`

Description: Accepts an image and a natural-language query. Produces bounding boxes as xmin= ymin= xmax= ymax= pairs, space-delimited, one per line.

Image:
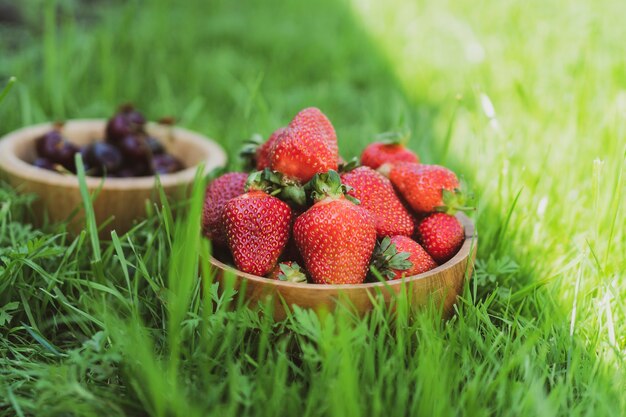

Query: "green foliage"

xmin=0 ymin=77 xmax=16 ymax=104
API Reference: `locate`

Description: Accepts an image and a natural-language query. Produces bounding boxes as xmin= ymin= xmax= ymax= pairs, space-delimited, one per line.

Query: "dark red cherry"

xmin=126 ymin=107 xmax=146 ymax=126
xmin=32 ymin=158 xmax=57 ymax=171
xmin=119 ymin=135 xmax=150 ymax=159
xmin=35 ymin=130 xmax=79 ymax=171
xmin=83 ymin=142 xmax=123 ymax=174
xmin=79 ymin=146 xmax=98 ymax=175
xmin=35 ymin=130 xmax=64 ymax=159
xmin=57 ymin=143 xmax=80 ymax=172
xmin=145 ymin=136 xmax=165 ymax=155
xmin=105 ymin=104 xmax=146 ymax=143
xmin=153 ymin=153 xmax=183 ymax=175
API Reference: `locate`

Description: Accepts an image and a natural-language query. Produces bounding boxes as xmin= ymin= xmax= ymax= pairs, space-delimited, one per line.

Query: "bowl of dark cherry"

xmin=0 ymin=105 xmax=227 ymax=234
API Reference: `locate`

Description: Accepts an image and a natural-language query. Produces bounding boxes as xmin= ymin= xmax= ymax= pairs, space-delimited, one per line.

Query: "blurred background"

xmin=0 ymin=0 xmax=624 ymax=414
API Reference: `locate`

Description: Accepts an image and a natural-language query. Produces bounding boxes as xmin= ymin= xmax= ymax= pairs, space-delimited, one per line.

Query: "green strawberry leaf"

xmin=277 ymin=262 xmax=307 ymax=283
xmin=344 ymin=194 xmax=361 ymax=205
xmin=309 ymin=170 xmax=347 ymax=202
xmin=438 ymin=182 xmax=476 ymax=215
xmin=280 ymin=185 xmax=307 ymax=207
xmin=370 ymin=237 xmax=413 ymax=280
xmin=374 ymin=130 xmax=410 ymax=146
xmin=338 ymin=157 xmax=360 ymax=173
xmin=246 ymin=168 xmax=307 ymax=206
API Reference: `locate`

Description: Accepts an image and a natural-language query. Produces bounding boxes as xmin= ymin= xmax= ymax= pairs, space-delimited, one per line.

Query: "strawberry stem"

xmin=245 ymin=169 xmax=273 ymax=192
xmin=369 ymin=237 xmax=413 ymax=280
xmin=436 ymin=184 xmax=476 ymax=215
xmin=276 ymin=262 xmax=307 ymax=283
xmin=308 ymin=170 xmax=356 ymax=203
xmin=338 ymin=157 xmax=360 ymax=173
xmin=245 ymin=168 xmax=307 ymax=206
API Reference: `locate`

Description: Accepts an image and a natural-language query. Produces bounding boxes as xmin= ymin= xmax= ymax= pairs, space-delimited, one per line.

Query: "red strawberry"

xmin=239 ymin=128 xmax=287 ymax=172
xmin=340 ymin=166 xmax=413 ymax=238
xmin=270 ymin=126 xmax=338 ymax=183
xmin=289 ymin=107 xmax=338 ymax=158
xmin=267 ymin=261 xmax=308 ymax=283
xmin=256 ymin=127 xmax=286 ymax=170
xmin=223 ymin=188 xmax=292 ymax=276
xmin=270 ymin=108 xmax=339 ymax=183
xmin=417 ymin=213 xmax=464 ymax=264
xmin=202 ymin=172 xmax=248 ymax=246
xmin=294 ymin=171 xmax=376 ymax=284
xmin=370 ymin=236 xmax=437 ymax=280
xmin=380 ymin=162 xmax=459 ymax=213
xmin=361 ymin=142 xmax=419 ymax=169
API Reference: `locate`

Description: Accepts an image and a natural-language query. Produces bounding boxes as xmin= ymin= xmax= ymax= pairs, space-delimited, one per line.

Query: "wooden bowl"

xmin=0 ymin=119 xmax=227 ymax=235
xmin=210 ymin=212 xmax=477 ymax=319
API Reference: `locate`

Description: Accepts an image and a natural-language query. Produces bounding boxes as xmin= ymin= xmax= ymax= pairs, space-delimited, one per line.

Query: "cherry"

xmin=32 ymin=158 xmax=57 ymax=172
xmin=119 ymin=135 xmax=150 ymax=159
xmin=145 ymin=136 xmax=165 ymax=155
xmin=35 ymin=129 xmax=63 ymax=158
xmin=105 ymin=104 xmax=146 ymax=143
xmin=83 ymin=142 xmax=123 ymax=174
xmin=35 ymin=130 xmax=79 ymax=171
xmin=153 ymin=153 xmax=183 ymax=175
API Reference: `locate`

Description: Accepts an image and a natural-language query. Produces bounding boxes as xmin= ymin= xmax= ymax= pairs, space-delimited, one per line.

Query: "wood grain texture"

xmin=0 ymin=120 xmax=227 ymax=235
xmin=211 ymin=213 xmax=477 ymax=320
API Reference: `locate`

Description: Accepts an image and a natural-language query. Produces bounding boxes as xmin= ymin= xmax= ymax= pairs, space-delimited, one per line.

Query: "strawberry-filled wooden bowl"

xmin=0 ymin=118 xmax=226 ymax=235
xmin=204 ymin=107 xmax=478 ymax=319
xmin=210 ymin=212 xmax=476 ymax=320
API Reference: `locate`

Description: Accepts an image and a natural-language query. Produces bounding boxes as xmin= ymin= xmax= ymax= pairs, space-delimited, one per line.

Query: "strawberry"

xmin=293 ymin=170 xmax=376 ymax=284
xmin=202 ymin=172 xmax=248 ymax=246
xmin=370 ymin=236 xmax=437 ymax=280
xmin=340 ymin=166 xmax=413 ymax=238
xmin=239 ymin=128 xmax=287 ymax=171
xmin=267 ymin=261 xmax=308 ymax=283
xmin=289 ymin=107 xmax=338 ymax=158
xmin=270 ymin=109 xmax=338 ymax=183
xmin=222 ymin=174 xmax=292 ymax=276
xmin=256 ymin=127 xmax=286 ymax=170
xmin=417 ymin=213 xmax=464 ymax=264
xmin=379 ymin=162 xmax=460 ymax=213
xmin=361 ymin=140 xmax=419 ymax=169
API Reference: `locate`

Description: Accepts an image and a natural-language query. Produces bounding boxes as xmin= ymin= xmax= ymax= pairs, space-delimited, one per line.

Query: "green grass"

xmin=0 ymin=0 xmax=624 ymax=416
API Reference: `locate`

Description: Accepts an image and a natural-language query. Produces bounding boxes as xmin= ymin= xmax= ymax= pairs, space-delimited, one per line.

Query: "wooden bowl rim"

xmin=210 ymin=212 xmax=477 ymax=291
xmin=0 ymin=119 xmax=227 ymax=190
